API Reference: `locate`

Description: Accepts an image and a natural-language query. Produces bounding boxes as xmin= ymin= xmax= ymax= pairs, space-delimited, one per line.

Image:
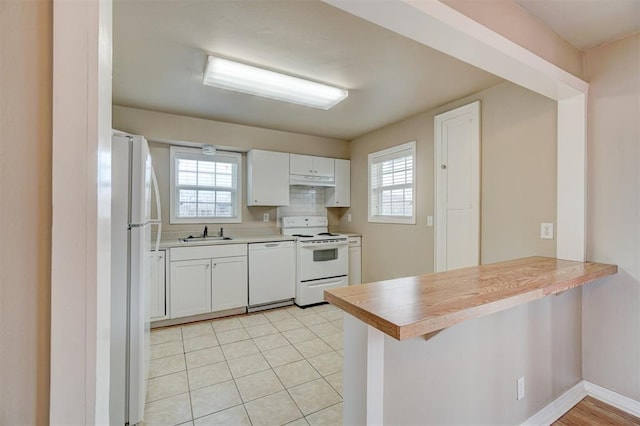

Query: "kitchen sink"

xmin=180 ymin=236 xmax=233 ymax=242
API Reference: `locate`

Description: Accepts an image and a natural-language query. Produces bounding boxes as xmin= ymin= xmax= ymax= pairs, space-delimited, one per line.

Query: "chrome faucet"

xmin=203 ymin=226 xmax=208 ymax=238
xmin=219 ymin=227 xmax=224 ymax=237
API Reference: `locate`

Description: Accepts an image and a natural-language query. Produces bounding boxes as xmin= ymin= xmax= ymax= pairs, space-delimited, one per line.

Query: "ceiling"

xmin=515 ymin=0 xmax=640 ymax=50
xmin=113 ymin=1 xmax=639 ymax=141
xmin=112 ymin=0 xmax=503 ymax=140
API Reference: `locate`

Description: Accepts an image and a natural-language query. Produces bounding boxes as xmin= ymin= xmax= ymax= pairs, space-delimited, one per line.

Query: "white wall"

xmin=113 ymin=105 xmax=348 ymax=157
xmin=113 ymin=105 xmax=350 ymax=238
xmin=441 ymin=0 xmax=584 ymax=79
xmin=50 ymin=0 xmax=113 ymax=422
xmin=340 ymin=81 xmax=575 ymax=425
xmin=0 ymin=1 xmax=52 ymax=423
xmin=342 ymin=286 xmax=582 ymax=425
xmin=383 ymin=290 xmax=582 ymax=424
xmin=342 ymin=82 xmax=557 ymax=282
xmin=583 ymin=33 xmax=640 ymax=401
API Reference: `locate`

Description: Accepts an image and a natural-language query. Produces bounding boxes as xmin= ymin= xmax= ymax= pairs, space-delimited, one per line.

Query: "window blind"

xmin=368 ymin=141 xmax=416 ymax=223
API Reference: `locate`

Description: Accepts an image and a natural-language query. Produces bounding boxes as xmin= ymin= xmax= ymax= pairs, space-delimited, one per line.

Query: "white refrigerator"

xmin=110 ymin=131 xmax=161 ymax=425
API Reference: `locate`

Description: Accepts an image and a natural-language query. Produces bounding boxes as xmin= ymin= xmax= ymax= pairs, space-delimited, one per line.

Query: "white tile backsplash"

xmin=277 ymin=186 xmax=327 ymax=219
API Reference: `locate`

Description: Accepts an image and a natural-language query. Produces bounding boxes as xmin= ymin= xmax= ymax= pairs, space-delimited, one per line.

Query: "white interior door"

xmin=435 ymin=101 xmax=480 ymax=272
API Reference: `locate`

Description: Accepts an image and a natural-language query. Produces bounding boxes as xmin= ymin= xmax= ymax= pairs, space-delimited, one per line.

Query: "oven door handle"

xmin=300 ymin=243 xmax=348 ymax=250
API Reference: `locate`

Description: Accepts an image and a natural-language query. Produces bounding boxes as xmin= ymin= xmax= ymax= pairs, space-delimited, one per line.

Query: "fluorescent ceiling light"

xmin=203 ymin=55 xmax=348 ymax=110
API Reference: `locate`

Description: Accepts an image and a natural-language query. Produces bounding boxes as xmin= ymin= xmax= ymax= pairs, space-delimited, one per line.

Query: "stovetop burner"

xmin=282 ymin=216 xmax=343 ymax=240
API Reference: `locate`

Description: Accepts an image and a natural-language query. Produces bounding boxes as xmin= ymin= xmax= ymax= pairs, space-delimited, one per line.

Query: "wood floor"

xmin=553 ymin=396 xmax=640 ymax=425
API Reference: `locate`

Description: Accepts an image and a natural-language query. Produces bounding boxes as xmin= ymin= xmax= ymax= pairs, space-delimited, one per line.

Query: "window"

xmin=169 ymin=147 xmax=242 ymax=224
xmin=368 ymin=141 xmax=416 ymax=224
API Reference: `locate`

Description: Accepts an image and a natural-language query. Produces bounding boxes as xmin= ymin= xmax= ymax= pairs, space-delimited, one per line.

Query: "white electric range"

xmin=282 ymin=216 xmax=349 ymax=306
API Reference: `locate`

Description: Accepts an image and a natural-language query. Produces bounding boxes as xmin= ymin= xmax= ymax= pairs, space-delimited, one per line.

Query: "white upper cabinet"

xmin=290 ymin=154 xmax=335 ymax=178
xmin=289 ymin=154 xmax=313 ymax=175
xmin=247 ymin=149 xmax=290 ymax=206
xmin=326 ymin=159 xmax=350 ymax=207
xmin=312 ymin=156 xmax=335 ymax=177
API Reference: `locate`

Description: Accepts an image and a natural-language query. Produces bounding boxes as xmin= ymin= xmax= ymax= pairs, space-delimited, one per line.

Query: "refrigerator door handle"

xmin=150 ymin=164 xmax=162 ymax=255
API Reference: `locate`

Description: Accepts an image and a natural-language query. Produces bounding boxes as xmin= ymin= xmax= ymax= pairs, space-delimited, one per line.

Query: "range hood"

xmin=289 ymin=173 xmax=335 ymax=187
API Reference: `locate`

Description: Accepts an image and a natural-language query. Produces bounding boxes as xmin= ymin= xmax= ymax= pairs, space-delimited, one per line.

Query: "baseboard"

xmin=584 ymin=380 xmax=640 ymax=417
xmin=521 ymin=381 xmax=587 ymax=426
xmin=522 ymin=380 xmax=640 ymax=426
xmin=150 ymin=307 xmax=247 ymax=328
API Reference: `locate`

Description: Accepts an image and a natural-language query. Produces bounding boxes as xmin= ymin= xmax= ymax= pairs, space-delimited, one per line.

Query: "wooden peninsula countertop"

xmin=324 ymin=256 xmax=617 ymax=341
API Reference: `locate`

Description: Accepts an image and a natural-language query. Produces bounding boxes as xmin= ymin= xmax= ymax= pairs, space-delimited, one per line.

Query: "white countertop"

xmin=158 ymin=235 xmax=297 ymax=249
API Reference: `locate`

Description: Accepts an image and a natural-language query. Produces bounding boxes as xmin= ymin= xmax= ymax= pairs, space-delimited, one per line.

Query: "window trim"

xmin=169 ymin=146 xmax=242 ymax=224
xmin=368 ymin=141 xmax=417 ymax=224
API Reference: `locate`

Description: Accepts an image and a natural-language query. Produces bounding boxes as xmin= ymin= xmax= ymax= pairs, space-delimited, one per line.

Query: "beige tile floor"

xmin=144 ymin=304 xmax=344 ymax=426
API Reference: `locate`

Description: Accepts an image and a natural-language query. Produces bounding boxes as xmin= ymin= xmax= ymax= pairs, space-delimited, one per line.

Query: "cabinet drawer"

xmin=171 ymin=244 xmax=247 ymax=261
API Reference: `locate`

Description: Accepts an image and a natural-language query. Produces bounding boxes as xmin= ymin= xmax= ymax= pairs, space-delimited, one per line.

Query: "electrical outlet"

xmin=347 ymin=213 xmax=352 ymax=222
xmin=540 ymin=223 xmax=554 ymax=239
xmin=263 ymin=213 xmax=269 ymax=222
xmin=517 ymin=377 xmax=525 ymax=400
xmin=427 ymin=216 xmax=433 ymax=226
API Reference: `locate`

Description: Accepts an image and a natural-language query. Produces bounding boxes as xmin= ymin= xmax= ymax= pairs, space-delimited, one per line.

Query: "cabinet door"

xmin=327 ymin=159 xmax=350 ymax=207
xmin=313 ymin=156 xmax=335 ymax=177
xmin=170 ymin=259 xmax=212 ymax=318
xmin=290 ymin=154 xmax=314 ymax=175
xmin=247 ymin=150 xmax=290 ymax=206
xmin=212 ymin=256 xmax=248 ymax=312
xmin=349 ymin=246 xmax=362 ymax=285
xmin=149 ymin=251 xmax=166 ymax=320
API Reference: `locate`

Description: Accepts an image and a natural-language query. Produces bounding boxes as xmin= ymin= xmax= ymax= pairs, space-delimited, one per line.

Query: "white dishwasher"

xmin=248 ymin=241 xmax=296 ymax=312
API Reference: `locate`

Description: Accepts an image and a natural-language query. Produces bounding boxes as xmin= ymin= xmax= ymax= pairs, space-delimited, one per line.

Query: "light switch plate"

xmin=540 ymin=223 xmax=553 ymax=239
xmin=347 ymin=213 xmax=352 ymax=222
xmin=427 ymin=216 xmax=433 ymax=226
xmin=263 ymin=213 xmax=269 ymax=222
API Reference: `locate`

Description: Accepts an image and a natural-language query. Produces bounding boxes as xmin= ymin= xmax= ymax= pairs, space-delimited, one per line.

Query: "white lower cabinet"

xmin=149 ymin=250 xmax=167 ymax=320
xmin=169 ymin=244 xmax=248 ymax=319
xmin=348 ymin=236 xmax=362 ymax=285
xmin=170 ymin=258 xmax=212 ymax=318
xmin=211 ymin=256 xmax=248 ymax=312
